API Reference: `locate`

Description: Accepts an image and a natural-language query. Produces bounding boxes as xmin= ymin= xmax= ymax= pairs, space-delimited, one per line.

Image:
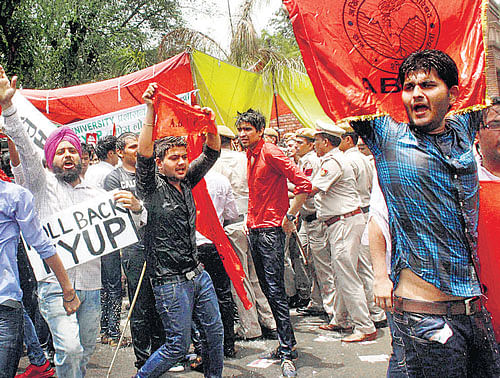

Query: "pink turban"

xmin=44 ymin=126 xmax=82 ymax=169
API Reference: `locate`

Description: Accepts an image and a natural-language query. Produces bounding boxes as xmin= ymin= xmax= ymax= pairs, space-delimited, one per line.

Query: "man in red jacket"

xmin=236 ymin=109 xmax=311 ymax=378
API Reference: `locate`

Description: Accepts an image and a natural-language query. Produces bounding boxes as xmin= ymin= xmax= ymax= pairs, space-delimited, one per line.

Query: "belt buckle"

xmin=464 ymin=297 xmax=474 ymax=316
xmin=186 ymin=270 xmax=196 ymax=280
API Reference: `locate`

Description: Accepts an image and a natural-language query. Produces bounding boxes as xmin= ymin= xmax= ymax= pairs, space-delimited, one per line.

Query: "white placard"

xmin=12 ymin=93 xmax=58 ymax=153
xmin=24 ymin=192 xmax=139 ymax=281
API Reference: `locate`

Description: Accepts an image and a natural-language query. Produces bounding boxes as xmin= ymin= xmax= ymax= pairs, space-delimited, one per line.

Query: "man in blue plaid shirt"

xmin=351 ymin=50 xmax=500 ymax=377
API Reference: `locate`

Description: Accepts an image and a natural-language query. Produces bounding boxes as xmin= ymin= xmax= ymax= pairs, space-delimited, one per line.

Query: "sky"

xmin=178 ymin=0 xmax=283 ymax=52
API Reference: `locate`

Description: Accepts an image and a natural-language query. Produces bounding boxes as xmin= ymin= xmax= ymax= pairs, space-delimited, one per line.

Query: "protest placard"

xmin=23 ymin=192 xmax=139 ymax=281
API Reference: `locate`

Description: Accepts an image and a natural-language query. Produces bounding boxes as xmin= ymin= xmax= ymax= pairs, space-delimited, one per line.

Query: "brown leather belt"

xmin=393 ymin=295 xmax=481 ymax=316
xmin=324 ymin=208 xmax=362 ymax=227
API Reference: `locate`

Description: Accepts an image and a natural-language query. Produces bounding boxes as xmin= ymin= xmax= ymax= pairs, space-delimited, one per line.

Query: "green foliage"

xmin=0 ymin=0 xmax=182 ymax=88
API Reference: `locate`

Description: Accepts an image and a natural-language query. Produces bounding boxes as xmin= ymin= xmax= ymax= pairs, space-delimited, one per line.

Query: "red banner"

xmin=152 ymin=84 xmax=217 ymax=140
xmin=283 ymin=0 xmax=487 ymax=122
xmin=153 ymin=96 xmax=251 ymax=310
xmin=478 ymin=181 xmax=500 ymax=342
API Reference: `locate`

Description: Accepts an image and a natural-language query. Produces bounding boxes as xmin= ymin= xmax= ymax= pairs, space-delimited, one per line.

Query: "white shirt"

xmin=85 ymin=160 xmax=116 ymax=188
xmin=196 ymin=170 xmax=239 ymax=246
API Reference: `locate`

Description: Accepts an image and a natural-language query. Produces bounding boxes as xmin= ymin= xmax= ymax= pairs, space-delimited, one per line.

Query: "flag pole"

xmin=106 ymin=261 xmax=147 ymax=377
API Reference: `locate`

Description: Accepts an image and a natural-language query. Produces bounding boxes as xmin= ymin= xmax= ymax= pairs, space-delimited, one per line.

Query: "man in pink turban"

xmin=44 ymin=126 xmax=83 ymax=184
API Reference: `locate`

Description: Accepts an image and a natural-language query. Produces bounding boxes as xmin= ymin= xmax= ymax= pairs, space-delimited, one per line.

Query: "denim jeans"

xmin=122 ymin=242 xmax=165 ymax=369
xmin=136 ymin=270 xmax=224 ymax=378
xmin=249 ymin=227 xmax=297 ymax=359
xmin=386 ymin=311 xmax=407 ymax=377
xmin=101 ymin=250 xmax=122 ymax=339
xmin=23 ymin=307 xmax=47 ymax=366
xmin=0 ymin=304 xmax=23 ymax=378
xmin=393 ymin=307 xmax=500 ymax=377
xmin=38 ymin=282 xmax=101 ymax=378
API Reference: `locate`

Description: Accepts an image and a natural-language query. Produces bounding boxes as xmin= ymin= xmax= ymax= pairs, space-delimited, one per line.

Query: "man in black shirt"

xmin=103 ymin=132 xmax=165 ymax=368
xmin=135 ymin=83 xmax=223 ymax=378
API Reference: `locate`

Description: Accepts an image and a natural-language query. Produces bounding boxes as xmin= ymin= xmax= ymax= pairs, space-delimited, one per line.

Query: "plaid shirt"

xmin=352 ymin=112 xmax=482 ymax=297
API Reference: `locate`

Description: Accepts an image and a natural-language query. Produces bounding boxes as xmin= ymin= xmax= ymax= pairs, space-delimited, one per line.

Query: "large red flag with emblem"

xmin=153 ymin=85 xmax=251 ymax=309
xmin=283 ymin=0 xmax=487 ymax=122
xmin=478 ymin=181 xmax=500 ymax=342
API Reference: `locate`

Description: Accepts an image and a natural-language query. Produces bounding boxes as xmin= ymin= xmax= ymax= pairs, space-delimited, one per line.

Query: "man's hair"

xmin=482 ymin=96 xmax=500 ymax=126
xmin=95 ymin=135 xmax=117 ymax=161
xmin=81 ymin=143 xmax=94 ymax=156
xmin=154 ymin=136 xmax=188 ymax=160
xmin=116 ymin=132 xmax=138 ymax=151
xmin=235 ymin=108 xmax=266 ymax=132
xmin=398 ymin=50 xmax=458 ymax=89
xmin=342 ymin=131 xmax=359 ymax=145
xmin=318 ymin=133 xmax=341 ymax=147
xmin=220 ymin=135 xmax=232 ymax=146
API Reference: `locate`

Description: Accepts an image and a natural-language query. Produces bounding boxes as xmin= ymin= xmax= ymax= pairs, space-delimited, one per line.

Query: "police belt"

xmin=393 ymin=295 xmax=481 ymax=316
xmin=324 ymin=208 xmax=362 ymax=227
xmin=151 ymin=263 xmax=204 ymax=287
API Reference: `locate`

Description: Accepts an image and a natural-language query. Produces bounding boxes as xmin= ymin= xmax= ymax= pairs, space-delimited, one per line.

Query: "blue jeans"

xmin=101 ymin=251 xmax=122 ymax=339
xmin=38 ymin=283 xmax=101 ymax=378
xmin=23 ymin=307 xmax=47 ymax=366
xmin=393 ymin=307 xmax=500 ymax=377
xmin=386 ymin=311 xmax=407 ymax=377
xmin=0 ymin=304 xmax=23 ymax=378
xmin=137 ymin=270 xmax=224 ymax=378
xmin=249 ymin=227 xmax=297 ymax=359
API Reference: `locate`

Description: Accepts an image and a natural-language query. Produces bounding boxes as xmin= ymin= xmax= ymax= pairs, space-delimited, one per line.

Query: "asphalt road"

xmin=18 ymin=308 xmax=392 ymax=377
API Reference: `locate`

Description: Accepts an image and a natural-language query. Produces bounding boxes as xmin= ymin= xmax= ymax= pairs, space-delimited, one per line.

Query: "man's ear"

xmin=116 ymin=149 xmax=124 ymax=159
xmin=448 ymin=85 xmax=459 ymax=107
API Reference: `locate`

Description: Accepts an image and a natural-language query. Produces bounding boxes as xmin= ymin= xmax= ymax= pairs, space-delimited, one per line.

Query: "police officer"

xmin=312 ymin=121 xmax=376 ymax=342
xmin=339 ymin=128 xmax=386 ymax=325
xmin=294 ymin=128 xmax=335 ymax=317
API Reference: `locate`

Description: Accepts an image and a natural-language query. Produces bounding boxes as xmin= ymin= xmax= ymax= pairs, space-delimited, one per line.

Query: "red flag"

xmin=284 ymin=0 xmax=487 ymax=122
xmin=153 ymin=84 xmax=216 ymax=140
xmin=478 ymin=181 xmax=500 ymax=342
xmin=153 ymin=90 xmax=251 ymax=309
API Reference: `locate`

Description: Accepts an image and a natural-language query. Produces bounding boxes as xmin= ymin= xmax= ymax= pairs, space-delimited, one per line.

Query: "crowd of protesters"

xmin=1 ymin=48 xmax=500 ymax=378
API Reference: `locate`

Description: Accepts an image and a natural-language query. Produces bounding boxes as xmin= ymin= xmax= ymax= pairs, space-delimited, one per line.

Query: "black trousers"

xmin=249 ymin=227 xmax=296 ymax=358
xmin=196 ymin=243 xmax=235 ymax=354
xmin=122 ymin=241 xmax=165 ymax=369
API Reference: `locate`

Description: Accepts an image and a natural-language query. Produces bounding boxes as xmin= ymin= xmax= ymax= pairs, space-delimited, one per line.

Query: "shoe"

xmin=288 ymin=294 xmax=310 ymax=309
xmin=190 ymin=355 xmax=203 ymax=372
xmin=260 ymin=346 xmax=298 ymax=360
xmin=261 ymin=327 xmax=279 ymax=340
xmin=296 ymin=307 xmax=324 ymax=316
xmin=168 ymin=362 xmax=185 ymax=372
xmin=319 ymin=324 xmax=353 ymax=332
xmin=374 ymin=319 xmax=388 ymax=329
xmin=224 ymin=346 xmax=237 ymax=358
xmin=109 ymin=336 xmax=132 ymax=348
xmin=281 ymin=359 xmax=297 ymax=377
xmin=100 ymin=334 xmax=110 ymax=344
xmin=16 ymin=361 xmax=55 ymax=378
xmin=341 ymin=330 xmax=377 ymax=343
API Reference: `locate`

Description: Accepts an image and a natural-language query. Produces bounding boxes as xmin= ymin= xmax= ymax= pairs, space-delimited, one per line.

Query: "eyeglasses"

xmin=482 ymin=121 xmax=500 ymax=130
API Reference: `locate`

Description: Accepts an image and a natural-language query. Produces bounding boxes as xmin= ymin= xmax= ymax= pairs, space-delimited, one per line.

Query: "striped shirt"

xmin=352 ymin=111 xmax=482 ymax=297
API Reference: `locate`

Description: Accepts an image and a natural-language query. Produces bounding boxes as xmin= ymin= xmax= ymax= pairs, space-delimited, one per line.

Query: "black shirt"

xmin=136 ymin=145 xmax=219 ymax=279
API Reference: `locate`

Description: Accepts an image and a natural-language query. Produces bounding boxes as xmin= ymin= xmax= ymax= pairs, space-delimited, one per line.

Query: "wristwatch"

xmin=286 ymin=213 xmax=297 ymax=222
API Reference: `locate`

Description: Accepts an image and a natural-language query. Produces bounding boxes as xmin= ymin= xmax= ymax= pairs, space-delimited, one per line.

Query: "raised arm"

xmin=0 ymin=66 xmax=47 ymax=195
xmin=138 ymin=82 xmax=157 ymax=158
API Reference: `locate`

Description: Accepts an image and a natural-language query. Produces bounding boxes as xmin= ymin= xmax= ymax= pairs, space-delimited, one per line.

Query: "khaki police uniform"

xmin=313 ymin=148 xmax=376 ymax=334
xmin=297 ymin=150 xmax=336 ymax=316
xmin=212 ymin=147 xmax=276 ymax=339
xmin=344 ymin=147 xmax=386 ymax=323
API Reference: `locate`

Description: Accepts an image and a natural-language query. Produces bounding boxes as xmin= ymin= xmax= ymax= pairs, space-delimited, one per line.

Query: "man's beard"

xmin=53 ymin=163 xmax=82 ymax=184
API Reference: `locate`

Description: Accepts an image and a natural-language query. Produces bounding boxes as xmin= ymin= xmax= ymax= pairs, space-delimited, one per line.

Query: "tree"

xmin=0 ymin=0 xmax=183 ymax=88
